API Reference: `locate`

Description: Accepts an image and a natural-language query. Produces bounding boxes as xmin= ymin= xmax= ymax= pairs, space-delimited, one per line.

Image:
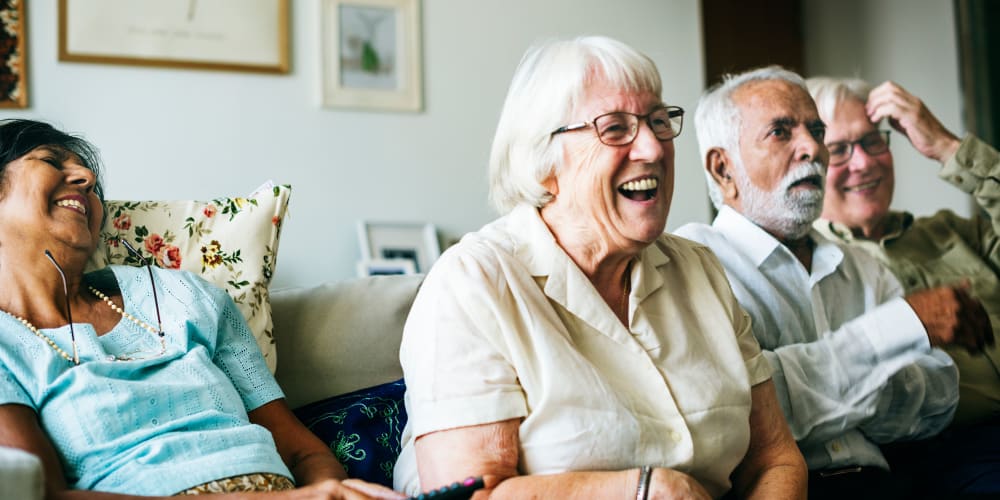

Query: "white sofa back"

xmin=271 ymin=274 xmax=423 ymax=409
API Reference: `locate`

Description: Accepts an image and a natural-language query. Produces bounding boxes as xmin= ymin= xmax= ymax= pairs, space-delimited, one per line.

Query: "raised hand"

xmin=865 ymin=81 xmax=961 ymax=163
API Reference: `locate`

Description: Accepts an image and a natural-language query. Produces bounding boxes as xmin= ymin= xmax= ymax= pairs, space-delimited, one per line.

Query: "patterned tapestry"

xmin=0 ymin=0 xmax=24 ymax=107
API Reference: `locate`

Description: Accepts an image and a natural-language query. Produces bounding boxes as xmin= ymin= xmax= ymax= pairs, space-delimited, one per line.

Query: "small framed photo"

xmin=320 ymin=0 xmax=422 ymax=111
xmin=357 ymin=221 xmax=439 ymax=274
xmin=0 ymin=0 xmax=27 ymax=108
xmin=356 ymin=258 xmax=416 ymax=277
xmin=58 ymin=0 xmax=290 ymax=74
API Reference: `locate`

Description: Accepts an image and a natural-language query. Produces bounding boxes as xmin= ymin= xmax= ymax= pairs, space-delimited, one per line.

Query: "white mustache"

xmin=780 ymin=161 xmax=826 ymax=192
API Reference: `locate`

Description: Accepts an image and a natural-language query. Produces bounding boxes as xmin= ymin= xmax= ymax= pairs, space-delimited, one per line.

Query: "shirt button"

xmin=151 ymin=418 xmax=159 ymax=425
xmin=669 ymin=430 xmax=681 ymax=442
xmin=831 ymin=442 xmax=841 ymax=452
xmin=953 ymin=175 xmax=964 ymax=183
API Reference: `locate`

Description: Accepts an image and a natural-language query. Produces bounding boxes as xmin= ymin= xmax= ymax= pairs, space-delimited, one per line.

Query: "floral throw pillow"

xmin=85 ymin=183 xmax=291 ymax=373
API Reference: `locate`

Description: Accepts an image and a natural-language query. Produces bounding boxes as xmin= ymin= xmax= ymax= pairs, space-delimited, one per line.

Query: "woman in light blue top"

xmin=0 ymin=119 xmax=400 ymax=499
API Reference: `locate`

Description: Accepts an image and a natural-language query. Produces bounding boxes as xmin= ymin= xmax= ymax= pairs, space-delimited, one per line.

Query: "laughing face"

xmin=730 ymin=80 xmax=829 ymax=239
xmin=541 ymin=78 xmax=674 ymax=257
xmin=0 ymin=146 xmax=104 ymax=254
xmin=820 ymin=97 xmax=894 ymax=237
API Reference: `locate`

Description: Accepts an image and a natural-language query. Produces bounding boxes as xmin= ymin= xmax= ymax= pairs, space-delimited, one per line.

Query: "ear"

xmin=541 ymin=173 xmax=558 ymax=197
xmin=706 ymin=148 xmax=738 ymax=202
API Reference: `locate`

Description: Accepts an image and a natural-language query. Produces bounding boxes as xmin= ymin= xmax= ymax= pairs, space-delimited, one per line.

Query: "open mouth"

xmin=618 ymin=177 xmax=658 ymax=201
xmin=55 ymin=198 xmax=88 ymax=215
xmin=843 ymin=179 xmax=880 ymax=192
xmin=788 ymin=175 xmax=823 ymax=190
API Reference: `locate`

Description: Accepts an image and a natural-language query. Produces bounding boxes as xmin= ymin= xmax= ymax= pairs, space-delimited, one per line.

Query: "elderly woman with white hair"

xmin=391 ymin=36 xmax=806 ymax=499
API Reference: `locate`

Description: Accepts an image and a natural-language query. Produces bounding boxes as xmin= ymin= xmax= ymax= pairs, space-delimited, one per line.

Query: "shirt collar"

xmin=814 ymin=211 xmax=913 ymax=243
xmin=713 ymin=206 xmax=843 ymax=279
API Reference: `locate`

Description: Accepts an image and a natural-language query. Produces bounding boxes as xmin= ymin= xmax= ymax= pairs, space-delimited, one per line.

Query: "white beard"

xmin=735 ymin=159 xmax=826 ymax=240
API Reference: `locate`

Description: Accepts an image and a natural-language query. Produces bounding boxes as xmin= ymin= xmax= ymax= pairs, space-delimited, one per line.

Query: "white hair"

xmin=694 ymin=65 xmax=809 ymax=209
xmin=805 ymin=76 xmax=872 ymax=123
xmin=487 ymin=36 xmax=663 ymax=214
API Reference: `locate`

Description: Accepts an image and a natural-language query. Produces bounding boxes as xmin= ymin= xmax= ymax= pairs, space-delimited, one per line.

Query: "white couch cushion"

xmin=0 ymin=446 xmax=42 ymax=500
xmin=271 ymin=274 xmax=422 ymax=409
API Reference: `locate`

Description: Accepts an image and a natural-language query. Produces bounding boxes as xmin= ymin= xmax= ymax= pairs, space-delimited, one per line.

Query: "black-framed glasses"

xmin=551 ymin=105 xmax=684 ymax=146
xmin=826 ymin=130 xmax=891 ymax=166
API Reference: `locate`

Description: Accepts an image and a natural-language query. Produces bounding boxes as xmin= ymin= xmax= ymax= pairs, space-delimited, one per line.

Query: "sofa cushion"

xmin=271 ymin=274 xmax=423 ymax=409
xmin=0 ymin=446 xmax=43 ymax=500
xmin=293 ymin=379 xmax=407 ymax=487
xmin=86 ymin=182 xmax=291 ymax=373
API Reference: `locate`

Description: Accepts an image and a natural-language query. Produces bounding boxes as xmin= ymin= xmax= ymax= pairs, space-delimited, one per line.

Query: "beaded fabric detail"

xmin=87 ymin=286 xmax=167 ymax=362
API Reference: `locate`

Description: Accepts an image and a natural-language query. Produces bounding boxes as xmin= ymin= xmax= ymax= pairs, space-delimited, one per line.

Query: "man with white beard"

xmin=675 ymin=66 xmax=993 ymax=500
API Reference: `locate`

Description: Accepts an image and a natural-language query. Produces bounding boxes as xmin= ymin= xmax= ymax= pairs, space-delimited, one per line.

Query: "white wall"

xmin=10 ymin=0 xmax=708 ymax=288
xmin=803 ymin=0 xmax=972 ymax=218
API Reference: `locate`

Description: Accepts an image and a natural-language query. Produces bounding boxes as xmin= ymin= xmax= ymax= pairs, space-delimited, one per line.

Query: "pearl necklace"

xmin=0 ymin=287 xmax=166 ymax=364
xmin=87 ymin=286 xmax=166 ymax=362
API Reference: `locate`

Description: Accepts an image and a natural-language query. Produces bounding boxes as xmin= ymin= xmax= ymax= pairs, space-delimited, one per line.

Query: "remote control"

xmin=407 ymin=476 xmax=485 ymax=500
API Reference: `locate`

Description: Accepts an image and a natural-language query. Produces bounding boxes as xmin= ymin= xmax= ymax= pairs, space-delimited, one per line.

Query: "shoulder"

xmin=673 ymin=222 xmax=720 ymax=246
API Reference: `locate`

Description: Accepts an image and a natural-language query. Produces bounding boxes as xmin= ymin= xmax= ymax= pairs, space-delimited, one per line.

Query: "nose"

xmin=66 ymin=164 xmax=97 ymax=193
xmin=846 ymin=146 xmax=880 ymax=173
xmin=629 ymin=121 xmax=666 ymax=163
xmin=796 ymin=129 xmax=826 ymax=165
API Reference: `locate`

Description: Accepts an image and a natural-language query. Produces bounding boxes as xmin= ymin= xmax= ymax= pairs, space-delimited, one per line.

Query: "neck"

xmin=0 ymin=246 xmax=91 ymax=328
xmin=851 ymin=218 xmax=887 ymax=241
xmin=778 ymin=234 xmax=814 ymax=272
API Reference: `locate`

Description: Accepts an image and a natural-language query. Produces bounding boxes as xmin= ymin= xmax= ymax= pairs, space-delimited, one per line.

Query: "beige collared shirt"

xmin=393 ymin=205 xmax=771 ymax=497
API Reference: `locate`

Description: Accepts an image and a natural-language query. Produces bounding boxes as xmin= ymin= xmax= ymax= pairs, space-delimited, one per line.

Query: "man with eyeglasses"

xmin=675 ymin=66 xmax=993 ymax=500
xmin=808 ymin=77 xmax=1000 ymax=496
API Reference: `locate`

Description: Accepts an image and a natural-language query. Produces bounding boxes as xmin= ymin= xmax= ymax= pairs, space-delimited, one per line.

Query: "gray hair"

xmin=805 ymin=76 xmax=872 ymax=123
xmin=694 ymin=65 xmax=809 ymax=209
xmin=488 ymin=36 xmax=662 ymax=214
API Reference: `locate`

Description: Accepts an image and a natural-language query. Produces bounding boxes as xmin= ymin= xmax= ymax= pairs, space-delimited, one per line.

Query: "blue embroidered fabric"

xmin=293 ymin=379 xmax=407 ymax=487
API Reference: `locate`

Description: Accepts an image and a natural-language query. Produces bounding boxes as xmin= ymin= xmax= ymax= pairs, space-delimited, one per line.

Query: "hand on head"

xmin=904 ymin=283 xmax=995 ymax=354
xmin=866 ymin=81 xmax=961 ymax=163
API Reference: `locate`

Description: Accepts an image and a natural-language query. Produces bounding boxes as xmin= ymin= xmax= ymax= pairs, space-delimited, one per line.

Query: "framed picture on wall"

xmin=357 ymin=221 xmax=439 ymax=274
xmin=320 ymin=0 xmax=422 ymax=111
xmin=0 ymin=0 xmax=27 ymax=108
xmin=58 ymin=0 xmax=289 ymax=73
xmin=356 ymin=258 xmax=416 ymax=277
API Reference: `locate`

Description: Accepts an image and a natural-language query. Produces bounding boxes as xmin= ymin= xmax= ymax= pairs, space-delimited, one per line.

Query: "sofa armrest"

xmin=0 ymin=446 xmax=43 ymax=500
xmin=271 ymin=274 xmax=423 ymax=409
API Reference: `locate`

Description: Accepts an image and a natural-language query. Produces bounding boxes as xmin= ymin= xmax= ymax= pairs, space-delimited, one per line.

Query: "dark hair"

xmin=0 ymin=119 xmax=105 ymax=201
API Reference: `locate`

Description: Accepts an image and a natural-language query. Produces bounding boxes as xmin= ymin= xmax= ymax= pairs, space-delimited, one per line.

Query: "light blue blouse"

xmin=0 ymin=265 xmax=290 ymax=495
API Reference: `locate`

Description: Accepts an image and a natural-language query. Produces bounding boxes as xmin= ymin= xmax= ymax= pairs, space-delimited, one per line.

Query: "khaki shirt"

xmin=815 ymin=134 xmax=1000 ymax=427
xmin=394 ymin=205 xmax=770 ymax=497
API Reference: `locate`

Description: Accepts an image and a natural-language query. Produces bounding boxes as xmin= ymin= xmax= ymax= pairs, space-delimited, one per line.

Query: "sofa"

xmin=0 ymin=273 xmax=424 ymax=499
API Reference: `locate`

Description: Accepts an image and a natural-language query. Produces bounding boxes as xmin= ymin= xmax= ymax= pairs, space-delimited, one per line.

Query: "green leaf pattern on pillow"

xmin=86 ymin=184 xmax=291 ymax=373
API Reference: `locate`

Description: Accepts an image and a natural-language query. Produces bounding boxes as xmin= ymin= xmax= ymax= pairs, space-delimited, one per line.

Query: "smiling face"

xmin=541 ymin=78 xmax=674 ymax=258
xmin=0 ymin=146 xmax=104 ymax=255
xmin=820 ymin=97 xmax=894 ymax=237
xmin=729 ymin=80 xmax=828 ymax=239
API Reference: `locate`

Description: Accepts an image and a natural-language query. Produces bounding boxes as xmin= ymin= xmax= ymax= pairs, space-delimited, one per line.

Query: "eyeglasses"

xmin=551 ymin=105 xmax=684 ymax=146
xmin=826 ymin=130 xmax=891 ymax=167
xmin=43 ymin=239 xmax=165 ymax=365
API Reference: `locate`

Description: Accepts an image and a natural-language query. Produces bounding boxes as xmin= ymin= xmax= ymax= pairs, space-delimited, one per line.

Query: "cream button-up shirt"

xmin=394 ymin=205 xmax=771 ymax=497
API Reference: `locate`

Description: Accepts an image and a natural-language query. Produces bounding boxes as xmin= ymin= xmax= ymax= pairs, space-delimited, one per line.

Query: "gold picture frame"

xmin=58 ymin=0 xmax=289 ymax=74
xmin=321 ymin=0 xmax=422 ymax=111
xmin=0 ymin=0 xmax=27 ymax=108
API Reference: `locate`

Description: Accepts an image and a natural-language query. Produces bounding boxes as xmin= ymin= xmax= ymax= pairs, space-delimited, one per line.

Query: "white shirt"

xmin=675 ymin=206 xmax=958 ymax=471
xmin=393 ymin=205 xmax=772 ymax=497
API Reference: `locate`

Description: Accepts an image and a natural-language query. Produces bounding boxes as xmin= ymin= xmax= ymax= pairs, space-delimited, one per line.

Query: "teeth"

xmin=55 ymin=199 xmax=87 ymax=214
xmin=844 ymin=180 xmax=879 ymax=192
xmin=620 ymin=178 xmax=658 ymax=192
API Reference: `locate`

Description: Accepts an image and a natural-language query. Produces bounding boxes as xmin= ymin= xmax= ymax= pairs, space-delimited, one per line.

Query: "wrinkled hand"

xmin=647 ymin=468 xmax=712 ymax=500
xmin=278 ymin=479 xmax=405 ymax=499
xmin=866 ymin=81 xmax=961 ymax=163
xmin=905 ymin=285 xmax=994 ymax=354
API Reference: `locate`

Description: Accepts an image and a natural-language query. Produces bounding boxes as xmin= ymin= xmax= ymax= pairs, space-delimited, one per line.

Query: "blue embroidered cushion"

xmin=293 ymin=379 xmax=407 ymax=487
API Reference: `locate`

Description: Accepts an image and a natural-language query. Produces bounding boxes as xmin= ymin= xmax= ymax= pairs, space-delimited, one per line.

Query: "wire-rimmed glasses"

xmin=551 ymin=105 xmax=684 ymax=146
xmin=826 ymin=130 xmax=891 ymax=167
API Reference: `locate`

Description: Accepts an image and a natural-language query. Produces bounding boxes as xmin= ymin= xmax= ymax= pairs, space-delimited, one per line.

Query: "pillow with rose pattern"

xmin=85 ymin=182 xmax=291 ymax=373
